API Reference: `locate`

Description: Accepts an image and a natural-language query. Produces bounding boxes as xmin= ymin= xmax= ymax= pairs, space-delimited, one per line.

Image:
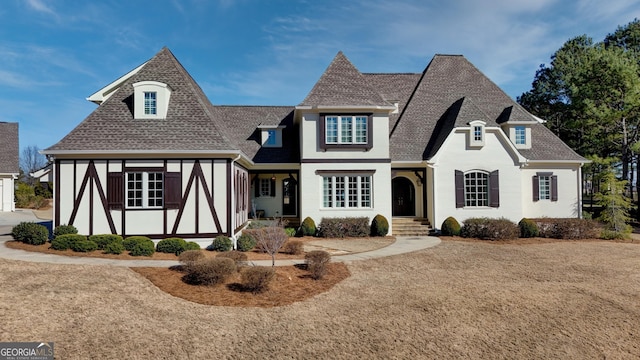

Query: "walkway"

xmin=0 ymin=210 xmax=441 ymax=267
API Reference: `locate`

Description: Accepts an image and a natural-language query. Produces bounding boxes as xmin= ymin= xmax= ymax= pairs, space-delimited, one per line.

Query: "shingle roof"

xmin=46 ymin=47 xmax=236 ymax=153
xmin=389 ymin=55 xmax=585 ymax=162
xmin=300 ymin=52 xmax=390 ymax=107
xmin=362 ymin=73 xmax=422 ymax=134
xmin=213 ymin=106 xmax=298 ymax=163
xmin=0 ymin=122 xmax=19 ymax=174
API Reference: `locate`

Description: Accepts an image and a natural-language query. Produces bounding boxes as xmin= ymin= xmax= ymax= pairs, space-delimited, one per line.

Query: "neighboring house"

xmin=31 ymin=163 xmax=52 ymax=183
xmin=0 ymin=122 xmax=19 ymax=212
xmin=43 ymin=48 xmax=586 ymax=240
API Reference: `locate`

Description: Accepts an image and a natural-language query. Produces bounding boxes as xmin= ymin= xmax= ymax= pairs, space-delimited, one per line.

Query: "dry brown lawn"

xmin=1 ymin=238 xmax=639 ymax=359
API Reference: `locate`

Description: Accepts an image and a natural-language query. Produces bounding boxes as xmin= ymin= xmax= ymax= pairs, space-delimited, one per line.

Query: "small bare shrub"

xmin=554 ymin=218 xmax=598 ymax=239
xmin=461 ymin=217 xmax=518 ymax=240
xmin=241 ymin=266 xmax=276 ymax=293
xmin=305 ymin=250 xmax=331 ymax=280
xmin=183 ymin=257 xmax=236 ymax=286
xmin=318 ymin=217 xmax=369 ymax=238
xmin=217 ymin=251 xmax=248 ymax=269
xmin=282 ymin=240 xmax=304 ymax=255
xmin=178 ymin=250 xmax=205 ymax=267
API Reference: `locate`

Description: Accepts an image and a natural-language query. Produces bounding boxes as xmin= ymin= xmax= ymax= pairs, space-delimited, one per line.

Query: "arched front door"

xmin=392 ymin=177 xmax=415 ymax=216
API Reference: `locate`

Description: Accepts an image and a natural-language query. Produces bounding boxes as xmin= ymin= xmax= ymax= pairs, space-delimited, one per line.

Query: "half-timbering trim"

xmin=68 ymin=160 xmax=117 ymax=235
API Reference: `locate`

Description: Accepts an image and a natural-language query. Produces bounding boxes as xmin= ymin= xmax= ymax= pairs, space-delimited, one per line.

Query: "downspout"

xmin=578 ymin=164 xmax=584 ymax=219
xmin=230 ymin=154 xmax=242 ymax=249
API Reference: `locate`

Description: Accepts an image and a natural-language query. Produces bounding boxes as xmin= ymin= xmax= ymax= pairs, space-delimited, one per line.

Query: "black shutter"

xmin=254 ymin=177 xmax=261 ymax=198
xmin=455 ymin=170 xmax=464 ymax=208
xmin=319 ymin=114 xmax=327 ymax=150
xmin=489 ymin=170 xmax=499 ymax=208
xmin=270 ymin=178 xmax=276 ymax=197
xmin=551 ymin=175 xmax=558 ymax=201
xmin=532 ymin=175 xmax=539 ymax=201
xmin=107 ymin=172 xmax=124 ymax=210
xmin=164 ymin=172 xmax=181 ymax=209
xmin=365 ymin=114 xmax=373 ymax=151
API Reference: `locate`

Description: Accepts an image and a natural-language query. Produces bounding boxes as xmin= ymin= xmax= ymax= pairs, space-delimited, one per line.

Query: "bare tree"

xmin=20 ymin=145 xmax=47 ymax=184
xmin=244 ymin=227 xmax=288 ymax=266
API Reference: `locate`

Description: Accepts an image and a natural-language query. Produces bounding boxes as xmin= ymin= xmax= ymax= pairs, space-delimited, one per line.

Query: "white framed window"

xmin=538 ymin=175 xmax=551 ymax=200
xmin=473 ymin=126 xmax=483 ymax=142
xmin=144 ymin=92 xmax=157 ymax=115
xmin=468 ymin=120 xmax=486 ymax=147
xmin=325 ymin=115 xmax=368 ymax=145
xmin=126 ymin=172 xmax=163 ymax=208
xmin=464 ymin=171 xmax=489 ymax=207
xmin=322 ymin=174 xmax=372 ymax=208
xmin=515 ymin=126 xmax=526 ymax=145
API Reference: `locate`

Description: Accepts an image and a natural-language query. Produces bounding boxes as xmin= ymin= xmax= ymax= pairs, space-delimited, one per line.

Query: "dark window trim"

xmin=319 ymin=113 xmax=373 ymax=151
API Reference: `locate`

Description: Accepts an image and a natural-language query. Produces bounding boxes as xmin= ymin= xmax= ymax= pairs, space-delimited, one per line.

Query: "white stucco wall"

xmin=0 ymin=176 xmax=16 ymax=212
xmin=521 ymin=163 xmax=582 ymax=219
xmin=299 ymin=162 xmax=392 ymax=233
xmin=430 ymin=128 xmax=524 ymax=228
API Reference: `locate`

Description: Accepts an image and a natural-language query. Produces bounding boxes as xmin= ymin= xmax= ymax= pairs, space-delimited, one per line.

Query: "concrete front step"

xmin=392 ymin=218 xmax=432 ymax=236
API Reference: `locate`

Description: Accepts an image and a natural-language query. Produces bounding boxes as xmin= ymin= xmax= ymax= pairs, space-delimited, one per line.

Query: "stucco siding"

xmin=521 ymin=164 xmax=582 ymax=219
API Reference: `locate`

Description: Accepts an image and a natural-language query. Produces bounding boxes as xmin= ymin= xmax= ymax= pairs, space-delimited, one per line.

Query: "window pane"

xmin=515 ymin=126 xmax=526 ymax=145
xmin=326 ymin=117 xmax=338 ymax=144
xmin=323 ymin=177 xmax=332 ymax=207
xmin=144 ymin=92 xmax=157 ymax=115
xmin=474 ymin=126 xmax=482 ymax=141
xmin=340 ymin=116 xmax=353 ymax=143
xmin=361 ymin=176 xmax=371 ymax=207
xmin=465 ymin=172 xmax=488 ymax=207
xmin=539 ymin=176 xmax=550 ymax=200
xmin=348 ymin=176 xmax=358 ymax=207
xmin=355 ymin=116 xmax=367 ymax=143
xmin=335 ymin=176 xmax=345 ymax=207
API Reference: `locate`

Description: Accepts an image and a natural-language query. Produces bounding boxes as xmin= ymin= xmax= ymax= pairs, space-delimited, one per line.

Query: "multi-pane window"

xmin=322 ymin=175 xmax=372 ymax=208
xmin=473 ymin=126 xmax=483 ymax=142
xmin=515 ymin=126 xmax=526 ymax=145
xmin=464 ymin=171 xmax=488 ymax=207
xmin=260 ymin=178 xmax=272 ymax=196
xmin=127 ymin=172 xmax=163 ymax=208
xmin=144 ymin=92 xmax=157 ymax=115
xmin=325 ymin=115 xmax=368 ymax=144
xmin=538 ymin=175 xmax=551 ymax=200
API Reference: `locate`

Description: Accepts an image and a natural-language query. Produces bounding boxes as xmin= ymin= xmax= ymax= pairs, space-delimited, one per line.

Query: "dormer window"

xmin=507 ymin=124 xmax=532 ymax=149
xmin=468 ymin=120 xmax=486 ymax=147
xmin=515 ymin=126 xmax=525 ymax=145
xmin=133 ymin=81 xmax=171 ymax=119
xmin=259 ymin=125 xmax=284 ymax=148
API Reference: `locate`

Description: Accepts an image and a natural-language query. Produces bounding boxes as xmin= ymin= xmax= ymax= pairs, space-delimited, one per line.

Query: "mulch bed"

xmin=441 ymin=236 xmax=640 ymax=244
xmin=133 ymin=263 xmax=351 ymax=307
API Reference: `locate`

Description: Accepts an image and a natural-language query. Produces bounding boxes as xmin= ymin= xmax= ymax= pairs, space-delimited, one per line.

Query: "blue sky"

xmin=1 ymin=0 xmax=639 ymax=155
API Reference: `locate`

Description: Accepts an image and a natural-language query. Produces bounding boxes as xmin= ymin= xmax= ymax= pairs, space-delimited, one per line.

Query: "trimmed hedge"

xmin=285 ymin=227 xmax=297 ymax=237
xmin=11 ymin=222 xmax=49 ymax=245
xmin=531 ymin=218 xmax=598 ymax=239
xmin=103 ymin=241 xmax=125 ymax=255
xmin=123 ymin=236 xmax=151 ymax=251
xmin=51 ymin=234 xmax=87 ymax=251
xmin=123 ymin=236 xmax=155 ymax=256
xmin=89 ymin=234 xmax=123 ymax=250
xmin=318 ymin=217 xmax=369 ymax=238
xmin=371 ymin=214 xmax=389 ymax=237
xmin=440 ymin=216 xmax=461 ymax=236
xmin=299 ymin=217 xmax=316 ymax=237
xmin=209 ymin=236 xmax=233 ymax=252
xmin=156 ymin=237 xmax=188 ymax=254
xmin=185 ymin=241 xmax=201 ymax=251
xmin=236 ymin=234 xmax=256 ymax=252
xmin=70 ymin=238 xmax=98 ymax=252
xmin=53 ymin=224 xmax=78 ymax=237
xmin=460 ymin=217 xmax=519 ymax=240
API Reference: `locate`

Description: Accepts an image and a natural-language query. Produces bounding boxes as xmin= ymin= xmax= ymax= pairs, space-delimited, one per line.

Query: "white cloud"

xmin=25 ymin=0 xmax=56 ymax=16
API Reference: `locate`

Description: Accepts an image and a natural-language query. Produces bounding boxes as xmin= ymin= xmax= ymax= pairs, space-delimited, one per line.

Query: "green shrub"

xmin=247 ymin=219 xmax=278 ymax=229
xmin=123 ymin=236 xmax=155 ymax=256
xmin=178 ymin=250 xmax=206 ymax=267
xmin=103 ymin=241 xmax=125 ymax=255
xmin=71 ymin=238 xmax=98 ymax=252
xmin=53 ymin=224 xmax=78 ymax=237
xmin=518 ymin=218 xmax=539 ymax=238
xmin=461 ymin=218 xmax=519 ymax=240
xmin=183 ymin=257 xmax=236 ymax=285
xmin=51 ymin=234 xmax=87 ymax=250
xmin=236 ymin=234 xmax=256 ymax=252
xmin=600 ymin=228 xmax=631 ymax=240
xmin=285 ymin=227 xmax=297 ymax=237
xmin=156 ymin=237 xmax=188 ymax=254
xmin=123 ymin=236 xmax=152 ymax=251
xmin=299 ymin=217 xmax=317 ymax=237
xmin=282 ymin=240 xmax=304 ymax=255
xmin=185 ymin=241 xmax=201 ymax=251
xmin=318 ymin=217 xmax=369 ymax=238
xmin=440 ymin=216 xmax=461 ymax=236
xmin=11 ymin=222 xmax=49 ymax=245
xmin=370 ymin=214 xmax=389 ymax=236
xmin=216 ymin=251 xmax=248 ymax=269
xmin=89 ymin=234 xmax=123 ymax=250
xmin=305 ymin=250 xmax=331 ymax=280
xmin=209 ymin=236 xmax=233 ymax=252
xmin=241 ymin=266 xmax=275 ymax=293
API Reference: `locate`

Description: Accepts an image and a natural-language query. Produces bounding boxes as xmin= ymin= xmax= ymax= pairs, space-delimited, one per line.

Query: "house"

xmin=43 ymin=48 xmax=586 ymax=241
xmin=30 ymin=163 xmax=52 ymax=184
xmin=0 ymin=122 xmax=19 ymax=212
